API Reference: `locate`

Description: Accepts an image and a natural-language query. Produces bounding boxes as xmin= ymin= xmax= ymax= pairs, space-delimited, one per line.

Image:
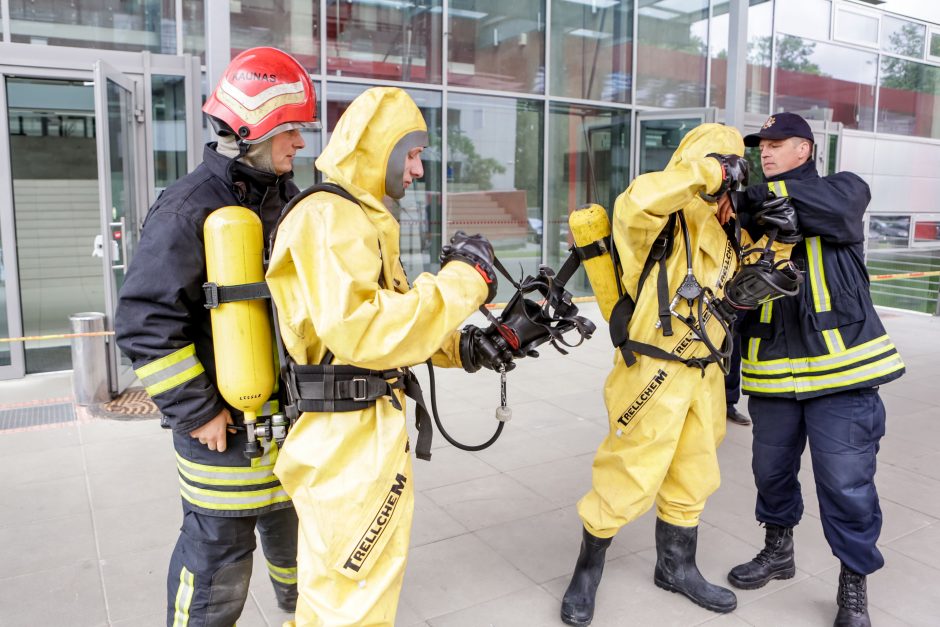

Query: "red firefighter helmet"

xmin=203 ymin=47 xmax=319 ymax=143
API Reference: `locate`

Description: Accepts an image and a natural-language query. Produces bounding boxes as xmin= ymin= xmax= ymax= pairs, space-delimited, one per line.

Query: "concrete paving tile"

xmin=100 ymin=543 xmax=173 ymax=623
xmin=423 ymin=473 xmax=556 ymax=532
xmin=411 ymin=490 xmax=469 ymax=548
xmin=879 ymin=389 xmax=936 ymax=417
xmin=0 ymin=512 xmax=97 ymax=578
xmin=528 ymin=419 xmax=608 ymax=459
xmin=468 ymin=426 xmax=578 ymax=473
xmin=878 ymin=497 xmax=937 ymax=544
xmin=506 ymin=452 xmax=595 ymax=508
xmin=7 ymin=443 xmax=85 ymax=485
xmin=696 ymin=613 xmax=754 ymax=626
xmin=86 ymin=459 xmax=179 ymax=510
xmin=895 ymin=450 xmax=940 ymax=482
xmin=734 ymin=573 xmax=906 ymax=627
xmin=81 ymin=431 xmax=176 ymax=477
xmin=545 ymin=389 xmax=609 ymax=426
xmin=0 ymin=559 xmax=107 ymax=627
xmin=0 ymin=474 xmax=90 ymax=526
xmin=502 ymin=398 xmax=585 ymax=435
xmin=393 ymin=595 xmax=424 ymax=626
xmin=79 ymin=416 xmax=165 ymax=443
xmin=882 ymin=522 xmax=940 ymax=574
xmin=876 ymin=463 xmax=940 ymax=519
xmin=234 ymin=596 xmax=269 ymax=627
xmin=94 ymin=495 xmax=181 ymax=559
xmin=543 ymin=554 xmax=721 ymax=627
xmin=427 ymin=584 xmax=562 ymax=627
xmin=696 ymin=479 xmax=763 ymax=550
xmin=791 ymin=518 xmax=842 ymax=575
xmin=400 ymin=533 xmax=531 ymax=620
xmin=714 ymin=439 xmax=757 ymax=489
xmin=111 ymin=612 xmax=166 ymax=626
xmin=410 ymin=444 xmax=500 ymax=492
xmin=0 ymin=421 xmax=79 ymax=452
xmin=473 ymin=507 xmax=633 ymax=585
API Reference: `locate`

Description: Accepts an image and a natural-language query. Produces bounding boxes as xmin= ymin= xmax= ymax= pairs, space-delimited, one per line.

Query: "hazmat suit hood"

xmin=665 ymin=123 xmax=744 ymax=172
xmin=316 ymin=87 xmax=428 ymax=210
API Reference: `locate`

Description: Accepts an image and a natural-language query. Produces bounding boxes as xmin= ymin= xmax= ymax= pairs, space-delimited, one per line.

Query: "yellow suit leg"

xmin=655 ymin=365 xmax=726 ymax=527
xmin=275 ymin=399 xmax=413 ymax=627
xmin=578 ymin=353 xmax=706 ymax=538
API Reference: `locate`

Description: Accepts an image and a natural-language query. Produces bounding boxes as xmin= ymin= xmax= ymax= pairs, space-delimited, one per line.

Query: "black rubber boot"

xmin=834 ymin=563 xmax=871 ymax=627
xmin=653 ymin=518 xmax=737 ymax=613
xmin=727 ymin=524 xmax=796 ymax=589
xmin=560 ymin=527 xmax=613 ymax=626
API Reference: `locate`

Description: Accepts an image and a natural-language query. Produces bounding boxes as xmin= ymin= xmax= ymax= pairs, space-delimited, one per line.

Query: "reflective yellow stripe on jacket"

xmin=743 ymin=334 xmax=904 ymax=394
xmin=176 ymin=445 xmax=290 ymax=512
xmin=136 ymin=344 xmax=205 ymax=397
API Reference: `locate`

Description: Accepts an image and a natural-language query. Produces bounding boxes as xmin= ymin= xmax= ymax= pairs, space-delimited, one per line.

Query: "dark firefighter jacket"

xmin=115 ymin=143 xmax=299 ymax=516
xmin=737 ymin=159 xmax=905 ymax=400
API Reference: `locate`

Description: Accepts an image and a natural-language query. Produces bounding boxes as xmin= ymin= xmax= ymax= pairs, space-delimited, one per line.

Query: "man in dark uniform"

xmin=115 ymin=47 xmax=318 ymax=626
xmin=727 ymin=113 xmax=905 ymax=627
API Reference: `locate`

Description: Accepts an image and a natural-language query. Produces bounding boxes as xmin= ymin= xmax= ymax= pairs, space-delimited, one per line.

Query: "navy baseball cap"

xmin=743 ymin=112 xmax=814 ymax=147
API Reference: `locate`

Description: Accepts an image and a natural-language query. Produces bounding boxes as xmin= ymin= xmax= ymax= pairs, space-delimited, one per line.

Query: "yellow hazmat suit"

xmin=265 ymin=87 xmax=489 ymax=626
xmin=577 ymin=124 xmax=784 ymax=536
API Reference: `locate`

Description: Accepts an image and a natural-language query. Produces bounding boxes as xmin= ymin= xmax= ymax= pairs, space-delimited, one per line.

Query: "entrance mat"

xmin=92 ymin=388 xmax=160 ymax=421
xmin=0 ymin=403 xmax=76 ymax=431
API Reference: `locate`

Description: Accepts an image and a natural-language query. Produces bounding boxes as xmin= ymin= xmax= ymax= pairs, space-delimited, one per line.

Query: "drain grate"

xmin=0 ymin=403 xmax=76 ymax=431
xmin=93 ymin=388 xmax=160 ymax=421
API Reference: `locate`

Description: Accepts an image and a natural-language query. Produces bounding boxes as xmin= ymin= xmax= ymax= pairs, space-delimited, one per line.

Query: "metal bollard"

xmin=69 ymin=312 xmax=110 ymax=405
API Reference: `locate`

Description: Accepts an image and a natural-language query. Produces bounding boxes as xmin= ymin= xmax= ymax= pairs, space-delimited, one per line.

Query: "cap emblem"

xmin=762 ymin=116 xmax=776 ymax=129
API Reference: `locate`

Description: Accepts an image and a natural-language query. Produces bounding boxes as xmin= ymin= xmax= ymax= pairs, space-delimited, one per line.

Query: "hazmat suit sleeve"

xmin=612 ymin=157 xmax=724 ymax=299
xmin=266 ymin=195 xmax=488 ymax=371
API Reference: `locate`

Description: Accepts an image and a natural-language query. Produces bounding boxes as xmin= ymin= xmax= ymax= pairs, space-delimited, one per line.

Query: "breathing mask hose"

xmin=426 ymin=360 xmax=505 ymax=451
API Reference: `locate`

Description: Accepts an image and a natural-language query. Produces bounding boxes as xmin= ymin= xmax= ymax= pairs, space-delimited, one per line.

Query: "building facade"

xmin=1 ymin=0 xmax=938 ymax=384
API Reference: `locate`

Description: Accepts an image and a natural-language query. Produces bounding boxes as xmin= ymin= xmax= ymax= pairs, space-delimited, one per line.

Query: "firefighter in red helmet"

xmin=115 ymin=47 xmax=318 ymax=625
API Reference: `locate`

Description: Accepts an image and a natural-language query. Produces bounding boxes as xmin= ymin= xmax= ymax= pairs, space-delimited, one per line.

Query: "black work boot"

xmin=727 ymin=524 xmax=796 ymax=589
xmin=653 ymin=518 xmax=737 ymax=613
xmin=560 ymin=527 xmax=613 ymax=626
xmin=835 ymin=563 xmax=871 ymax=627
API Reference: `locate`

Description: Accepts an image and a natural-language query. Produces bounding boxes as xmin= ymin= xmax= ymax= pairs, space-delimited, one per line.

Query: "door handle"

xmin=109 ymin=219 xmax=127 ymax=271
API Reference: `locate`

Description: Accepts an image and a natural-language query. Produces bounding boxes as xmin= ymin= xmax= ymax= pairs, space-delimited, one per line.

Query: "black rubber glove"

xmin=459 ymin=325 xmax=515 ymax=373
xmin=440 ymin=231 xmax=498 ymax=303
xmin=703 ymin=153 xmax=749 ymax=201
xmin=755 ymin=195 xmax=801 ymax=244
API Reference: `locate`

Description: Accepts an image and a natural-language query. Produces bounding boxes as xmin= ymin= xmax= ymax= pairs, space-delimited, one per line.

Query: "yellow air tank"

xmin=204 ymin=206 xmax=274 ymax=450
xmin=569 ymin=203 xmax=619 ymax=321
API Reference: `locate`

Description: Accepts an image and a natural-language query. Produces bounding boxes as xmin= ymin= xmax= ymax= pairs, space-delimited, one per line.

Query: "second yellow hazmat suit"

xmin=265 ymin=87 xmax=490 ymax=626
xmin=562 ymin=124 xmax=794 ymax=626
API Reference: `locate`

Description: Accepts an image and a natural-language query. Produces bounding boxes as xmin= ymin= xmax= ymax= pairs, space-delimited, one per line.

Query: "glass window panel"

xmin=182 ymin=0 xmax=205 ymax=62
xmin=231 ymin=0 xmax=319 ymax=72
xmin=447 ymin=94 xmax=543 ymax=300
xmin=549 ymin=0 xmax=632 ymax=103
xmin=931 ymin=31 xmax=940 ymax=59
xmin=881 ymin=16 xmax=926 ymax=58
xmin=547 ymin=103 xmax=630 ymax=297
xmin=325 ymin=84 xmax=442 ymax=279
xmin=774 ymin=36 xmax=877 ymax=131
xmin=834 ymin=6 xmax=879 ymax=47
xmin=709 ymin=0 xmax=773 ymax=114
xmin=448 ymin=0 xmax=545 ymax=93
xmin=878 ymin=58 xmax=940 ymax=139
xmin=636 ymin=0 xmax=709 ymax=108
xmin=868 ymin=215 xmax=910 ymax=250
xmin=6 ymin=78 xmax=105 ymax=373
xmin=913 ymin=220 xmax=940 ymax=244
xmin=326 ymin=0 xmax=442 ymax=83
xmin=775 ymin=0 xmax=830 ymax=41
xmin=10 ymin=0 xmax=176 ymax=53
xmin=291 ymin=83 xmax=323 ymax=190
xmin=151 ymin=76 xmax=188 ymax=193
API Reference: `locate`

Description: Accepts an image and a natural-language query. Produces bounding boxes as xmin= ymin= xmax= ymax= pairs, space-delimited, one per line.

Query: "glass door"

xmin=634 ymin=108 xmax=718 ymax=178
xmin=0 ymin=75 xmax=25 ymax=379
xmin=94 ymin=61 xmax=143 ymax=395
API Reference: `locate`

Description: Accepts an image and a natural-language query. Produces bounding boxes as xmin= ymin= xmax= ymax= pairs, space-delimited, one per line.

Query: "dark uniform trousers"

xmin=748 ymin=386 xmax=886 ymax=575
xmin=167 ymin=506 xmax=297 ymax=626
